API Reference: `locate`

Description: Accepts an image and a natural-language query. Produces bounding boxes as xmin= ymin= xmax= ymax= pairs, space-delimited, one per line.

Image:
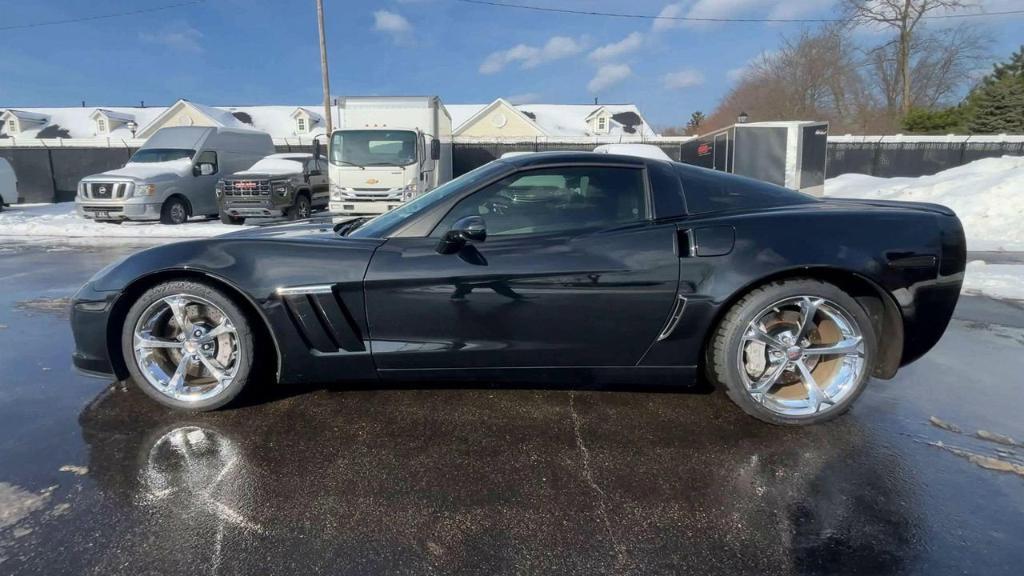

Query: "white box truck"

xmin=328 ymin=96 xmax=452 ymax=215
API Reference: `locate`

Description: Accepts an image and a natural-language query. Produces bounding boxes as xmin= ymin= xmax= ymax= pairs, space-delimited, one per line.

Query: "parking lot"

xmin=1 ymin=242 xmax=1022 ymax=575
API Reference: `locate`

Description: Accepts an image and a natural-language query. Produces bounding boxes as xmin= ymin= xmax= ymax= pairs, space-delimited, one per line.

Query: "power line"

xmin=455 ymin=0 xmax=1024 ymax=23
xmin=0 ymin=1 xmax=205 ymax=32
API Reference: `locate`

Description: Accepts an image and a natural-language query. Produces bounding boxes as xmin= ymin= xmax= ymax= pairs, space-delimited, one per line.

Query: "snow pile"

xmin=825 ymin=156 xmax=1024 ymax=251
xmin=963 ymin=261 xmax=1024 ymax=302
xmin=0 ymin=203 xmax=235 ymax=244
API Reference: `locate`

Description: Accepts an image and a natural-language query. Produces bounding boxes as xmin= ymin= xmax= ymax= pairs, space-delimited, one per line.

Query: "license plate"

xmin=343 ymin=204 xmax=354 ymax=210
xmin=95 ymin=211 xmax=110 ymax=218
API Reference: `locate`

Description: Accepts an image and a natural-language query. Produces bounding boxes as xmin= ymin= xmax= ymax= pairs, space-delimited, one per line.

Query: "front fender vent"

xmin=278 ymin=285 xmax=365 ymax=353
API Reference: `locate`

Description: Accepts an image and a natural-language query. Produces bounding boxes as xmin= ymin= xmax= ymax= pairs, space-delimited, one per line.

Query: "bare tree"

xmin=842 ymin=0 xmax=976 ymax=116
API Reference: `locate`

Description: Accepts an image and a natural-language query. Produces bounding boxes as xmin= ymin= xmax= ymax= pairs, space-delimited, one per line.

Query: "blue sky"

xmin=1 ymin=0 xmax=1021 ymax=128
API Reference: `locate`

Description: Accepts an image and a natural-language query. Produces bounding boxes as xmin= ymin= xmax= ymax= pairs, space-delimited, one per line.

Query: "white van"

xmin=0 ymin=158 xmax=18 ymax=211
xmin=76 ymin=126 xmax=273 ymax=224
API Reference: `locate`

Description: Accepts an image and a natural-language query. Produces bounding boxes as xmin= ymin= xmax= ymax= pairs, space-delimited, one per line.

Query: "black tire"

xmin=121 ymin=280 xmax=255 ymax=411
xmin=708 ymin=278 xmax=877 ymax=426
xmin=160 ymin=197 xmax=189 ymax=225
xmin=285 ymin=194 xmax=311 ymax=221
xmin=220 ymin=213 xmax=245 ymax=225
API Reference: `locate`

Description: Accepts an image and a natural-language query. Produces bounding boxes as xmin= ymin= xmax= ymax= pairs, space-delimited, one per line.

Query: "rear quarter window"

xmin=675 ymin=164 xmax=815 ymax=215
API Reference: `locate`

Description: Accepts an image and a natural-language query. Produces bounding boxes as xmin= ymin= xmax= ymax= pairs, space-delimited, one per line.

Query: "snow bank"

xmin=963 ymin=261 xmax=1024 ymax=302
xmin=825 ymin=156 xmax=1024 ymax=251
xmin=0 ymin=203 xmax=235 ymax=244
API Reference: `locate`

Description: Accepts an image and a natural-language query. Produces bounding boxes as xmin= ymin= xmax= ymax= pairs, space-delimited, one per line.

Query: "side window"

xmin=196 ymin=150 xmax=218 ymax=174
xmin=676 ymin=164 xmax=811 ymax=214
xmin=434 ymin=166 xmax=646 ymax=237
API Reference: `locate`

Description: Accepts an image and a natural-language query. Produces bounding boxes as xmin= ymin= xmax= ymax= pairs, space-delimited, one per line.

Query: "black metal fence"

xmin=3 ymin=139 xmax=1023 ymax=204
xmin=826 ymin=140 xmax=1024 ymax=179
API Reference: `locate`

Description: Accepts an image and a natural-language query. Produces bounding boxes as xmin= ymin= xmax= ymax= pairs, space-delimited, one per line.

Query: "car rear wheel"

xmin=709 ymin=278 xmax=876 ymax=426
xmin=121 ymin=280 xmax=254 ymax=410
xmin=286 ymin=194 xmax=311 ymax=220
xmin=160 ymin=197 xmax=189 ymax=225
xmin=220 ymin=213 xmax=245 ymax=225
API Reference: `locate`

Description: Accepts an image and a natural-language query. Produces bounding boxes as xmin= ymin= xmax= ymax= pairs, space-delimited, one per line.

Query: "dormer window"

xmin=97 ymin=118 xmax=107 ymax=133
xmin=598 ymin=117 xmax=607 ymax=132
xmin=6 ymin=119 xmax=15 ymax=133
xmin=297 ymin=117 xmax=306 ymax=133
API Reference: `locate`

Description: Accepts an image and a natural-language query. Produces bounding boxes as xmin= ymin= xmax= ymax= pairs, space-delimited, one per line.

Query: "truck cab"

xmin=328 ymin=96 xmax=452 ymax=215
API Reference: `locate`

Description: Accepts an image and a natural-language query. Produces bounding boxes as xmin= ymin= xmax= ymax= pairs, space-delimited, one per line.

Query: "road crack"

xmin=569 ymin=392 xmax=627 ymax=568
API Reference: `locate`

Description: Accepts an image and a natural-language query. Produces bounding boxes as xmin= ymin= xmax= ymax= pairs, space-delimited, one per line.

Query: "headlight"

xmin=134 ymin=183 xmax=156 ymax=197
xmin=401 ymin=184 xmax=417 ymax=201
xmin=77 ymin=182 xmax=85 ymax=198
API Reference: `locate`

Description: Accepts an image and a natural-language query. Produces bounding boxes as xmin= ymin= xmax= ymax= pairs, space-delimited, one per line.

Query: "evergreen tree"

xmin=685 ymin=111 xmax=705 ymax=135
xmin=967 ymin=76 xmax=1024 ymax=133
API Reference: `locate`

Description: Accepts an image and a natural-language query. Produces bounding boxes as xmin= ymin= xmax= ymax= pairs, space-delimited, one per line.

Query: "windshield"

xmin=349 ymin=161 xmax=511 ymax=238
xmin=330 ymin=130 xmax=417 ymax=167
xmin=130 ymin=148 xmax=196 ymax=163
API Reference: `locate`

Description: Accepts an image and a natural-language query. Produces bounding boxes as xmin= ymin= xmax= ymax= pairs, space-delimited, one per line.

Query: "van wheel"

xmin=160 ymin=198 xmax=189 ymax=225
xmin=286 ymin=194 xmax=311 ymax=220
xmin=220 ymin=213 xmax=245 ymax=225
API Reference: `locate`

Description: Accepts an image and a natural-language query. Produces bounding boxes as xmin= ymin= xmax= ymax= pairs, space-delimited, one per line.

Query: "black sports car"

xmin=70 ymin=152 xmax=966 ymax=425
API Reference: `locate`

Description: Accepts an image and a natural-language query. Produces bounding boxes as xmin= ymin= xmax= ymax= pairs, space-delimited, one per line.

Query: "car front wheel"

xmin=286 ymin=194 xmax=311 ymax=220
xmin=121 ymin=280 xmax=254 ymax=410
xmin=709 ymin=278 xmax=876 ymax=426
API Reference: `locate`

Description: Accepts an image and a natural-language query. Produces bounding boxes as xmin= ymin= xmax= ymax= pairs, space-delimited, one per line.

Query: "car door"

xmin=190 ymin=150 xmax=220 ymax=215
xmin=363 ymin=164 xmax=681 ymax=371
xmin=307 ymin=156 xmax=330 ymax=207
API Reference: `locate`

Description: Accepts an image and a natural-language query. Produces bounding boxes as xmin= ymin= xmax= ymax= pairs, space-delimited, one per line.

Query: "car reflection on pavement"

xmin=76 ymin=378 xmax=922 ymax=575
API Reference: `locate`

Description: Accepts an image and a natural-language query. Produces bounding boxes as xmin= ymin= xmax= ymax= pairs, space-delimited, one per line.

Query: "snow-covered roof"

xmin=91 ymin=109 xmax=134 ymax=122
xmin=448 ymin=101 xmax=656 ymax=138
xmin=1 ymin=109 xmax=49 ymax=124
xmin=0 ymin=99 xmax=658 ymax=141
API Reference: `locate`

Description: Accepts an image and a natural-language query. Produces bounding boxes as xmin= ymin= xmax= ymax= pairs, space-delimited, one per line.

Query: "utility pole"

xmin=316 ymin=0 xmax=333 ymax=134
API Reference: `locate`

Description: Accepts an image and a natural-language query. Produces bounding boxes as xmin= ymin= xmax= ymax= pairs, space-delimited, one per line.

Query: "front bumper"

xmin=70 ymin=282 xmax=122 ymax=378
xmin=222 ymin=195 xmax=286 ymax=216
xmin=76 ymin=201 xmax=161 ymax=221
xmin=329 ymin=200 xmax=403 ymax=215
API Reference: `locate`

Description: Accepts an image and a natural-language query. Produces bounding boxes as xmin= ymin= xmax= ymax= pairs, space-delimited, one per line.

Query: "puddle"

xmin=925 ymin=415 xmax=1024 ymax=478
xmin=13 ymin=297 xmax=72 ymax=319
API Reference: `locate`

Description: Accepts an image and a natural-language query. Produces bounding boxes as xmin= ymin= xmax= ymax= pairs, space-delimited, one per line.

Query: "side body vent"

xmin=278 ymin=285 xmax=365 ymax=354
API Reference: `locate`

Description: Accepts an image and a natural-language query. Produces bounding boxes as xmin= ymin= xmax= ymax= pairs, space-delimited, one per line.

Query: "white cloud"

xmin=652 ymin=3 xmax=686 ymax=32
xmin=373 ymin=10 xmax=413 ymax=44
xmin=587 ymin=64 xmax=632 ymax=93
xmin=139 ymin=23 xmax=203 ymax=53
xmin=654 ymin=0 xmax=828 ymax=31
xmin=506 ymin=92 xmax=542 ymax=104
xmin=589 ymin=32 xmax=644 ymax=61
xmin=479 ymin=36 xmax=586 ymax=74
xmin=662 ymin=68 xmax=705 ymax=89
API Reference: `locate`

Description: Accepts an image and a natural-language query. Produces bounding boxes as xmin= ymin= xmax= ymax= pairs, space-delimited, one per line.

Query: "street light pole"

xmin=316 ymin=0 xmax=333 ymax=135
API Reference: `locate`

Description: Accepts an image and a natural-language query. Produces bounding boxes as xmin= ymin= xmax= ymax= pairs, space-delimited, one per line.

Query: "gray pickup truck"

xmin=216 ymin=152 xmax=329 ymax=224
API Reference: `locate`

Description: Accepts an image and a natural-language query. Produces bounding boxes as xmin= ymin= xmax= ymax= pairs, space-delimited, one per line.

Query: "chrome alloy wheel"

xmin=737 ymin=296 xmax=866 ymax=417
xmin=132 ymin=294 xmax=241 ymax=403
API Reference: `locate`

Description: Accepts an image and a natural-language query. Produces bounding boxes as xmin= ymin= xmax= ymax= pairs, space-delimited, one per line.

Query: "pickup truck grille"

xmin=85 ymin=182 xmax=130 ymax=199
xmin=222 ymin=179 xmax=271 ymax=196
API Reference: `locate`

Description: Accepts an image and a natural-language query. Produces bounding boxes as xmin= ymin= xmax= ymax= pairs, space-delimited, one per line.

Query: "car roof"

xmin=497 ymin=151 xmax=660 ymax=169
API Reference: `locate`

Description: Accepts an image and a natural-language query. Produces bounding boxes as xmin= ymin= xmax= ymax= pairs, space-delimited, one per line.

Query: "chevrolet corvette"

xmin=71 ymin=152 xmax=965 ymax=425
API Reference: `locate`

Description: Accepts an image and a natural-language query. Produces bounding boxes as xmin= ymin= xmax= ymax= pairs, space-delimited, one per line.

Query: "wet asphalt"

xmin=0 ymin=243 xmax=1022 ymax=575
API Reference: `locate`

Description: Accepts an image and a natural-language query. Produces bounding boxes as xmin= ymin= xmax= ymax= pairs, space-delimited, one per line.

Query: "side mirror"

xmin=430 ymin=138 xmax=441 ymax=161
xmin=436 ymin=215 xmax=486 ymax=254
xmin=198 ymin=163 xmax=215 ymax=176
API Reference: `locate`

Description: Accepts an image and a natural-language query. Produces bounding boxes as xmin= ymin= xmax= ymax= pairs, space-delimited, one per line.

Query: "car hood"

xmin=223 ymin=216 xmax=363 ymax=241
xmin=84 ymin=158 xmax=193 ymax=182
xmin=223 ymin=172 xmax=298 ymax=180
